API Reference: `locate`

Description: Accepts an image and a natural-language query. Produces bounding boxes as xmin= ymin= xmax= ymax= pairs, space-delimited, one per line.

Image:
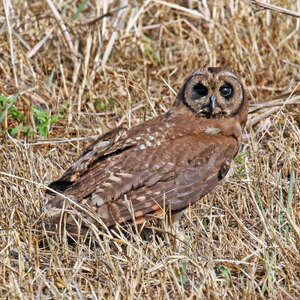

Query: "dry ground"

xmin=0 ymin=0 xmax=299 ymax=299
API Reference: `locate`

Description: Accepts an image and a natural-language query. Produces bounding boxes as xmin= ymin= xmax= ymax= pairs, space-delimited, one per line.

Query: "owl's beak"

xmin=210 ymin=94 xmax=216 ymax=112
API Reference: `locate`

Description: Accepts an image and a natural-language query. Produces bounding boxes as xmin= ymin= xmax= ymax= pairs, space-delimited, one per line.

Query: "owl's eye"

xmin=219 ymin=83 xmax=233 ymax=98
xmin=192 ymin=83 xmax=208 ymax=99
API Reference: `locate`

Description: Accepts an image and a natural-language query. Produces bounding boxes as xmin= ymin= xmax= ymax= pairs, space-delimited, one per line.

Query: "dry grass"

xmin=0 ymin=0 xmax=299 ymax=298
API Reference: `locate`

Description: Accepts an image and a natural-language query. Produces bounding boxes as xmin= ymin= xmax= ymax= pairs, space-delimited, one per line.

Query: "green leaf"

xmin=8 ymin=126 xmax=20 ymax=135
xmin=9 ymin=106 xmax=26 ymax=121
xmin=48 ymin=69 xmax=55 ymax=91
xmin=32 ymin=106 xmax=61 ymax=138
xmin=50 ymin=114 xmax=61 ymax=124
xmin=63 ymin=0 xmax=70 ymax=16
xmin=38 ymin=124 xmax=49 ymax=138
xmin=0 ymin=94 xmax=18 ymax=123
xmin=287 ymin=164 xmax=294 ymax=216
xmin=73 ymin=0 xmax=89 ymax=20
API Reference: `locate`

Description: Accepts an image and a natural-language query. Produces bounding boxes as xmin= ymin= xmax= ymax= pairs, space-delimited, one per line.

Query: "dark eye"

xmin=192 ymin=83 xmax=208 ymax=99
xmin=219 ymin=83 xmax=233 ymax=98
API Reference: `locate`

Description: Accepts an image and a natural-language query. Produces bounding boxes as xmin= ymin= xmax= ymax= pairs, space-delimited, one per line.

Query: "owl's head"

xmin=175 ymin=67 xmax=247 ymax=123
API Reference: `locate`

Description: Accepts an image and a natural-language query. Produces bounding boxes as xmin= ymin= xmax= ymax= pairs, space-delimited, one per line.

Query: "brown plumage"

xmin=45 ymin=67 xmax=248 ymax=233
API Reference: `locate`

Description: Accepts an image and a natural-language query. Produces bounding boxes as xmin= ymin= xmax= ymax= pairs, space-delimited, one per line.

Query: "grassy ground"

xmin=0 ymin=0 xmax=299 ymax=298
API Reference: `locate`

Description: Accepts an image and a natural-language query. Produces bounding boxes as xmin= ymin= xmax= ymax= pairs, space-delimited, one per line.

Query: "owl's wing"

xmin=173 ymin=137 xmax=238 ymax=210
xmin=47 ymin=125 xmax=134 ymax=193
xmin=46 ymin=129 xmax=239 ymax=228
xmin=93 ymin=134 xmax=239 ymax=227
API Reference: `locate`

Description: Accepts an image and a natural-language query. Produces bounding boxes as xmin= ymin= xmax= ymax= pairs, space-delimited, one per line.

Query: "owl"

xmin=45 ymin=67 xmax=248 ymax=234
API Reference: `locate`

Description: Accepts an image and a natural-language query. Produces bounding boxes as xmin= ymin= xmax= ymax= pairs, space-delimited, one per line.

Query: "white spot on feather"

xmin=109 ymin=173 xmax=122 ymax=183
xmin=94 ymin=141 xmax=110 ymax=150
xmin=144 ymin=201 xmax=153 ymax=208
xmin=91 ymin=193 xmax=104 ymax=206
xmin=139 ymin=144 xmax=146 ymax=150
xmin=117 ymin=172 xmax=133 ymax=178
xmin=205 ymin=127 xmax=221 ymax=135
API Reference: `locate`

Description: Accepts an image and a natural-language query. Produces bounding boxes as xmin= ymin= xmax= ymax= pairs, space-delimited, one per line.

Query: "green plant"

xmin=143 ymin=36 xmax=163 ymax=65
xmin=0 ymin=93 xmax=31 ymax=136
xmin=32 ymin=106 xmax=61 ymax=138
xmin=234 ymin=151 xmax=248 ymax=175
xmin=279 ymin=165 xmax=295 ymax=239
xmin=0 ymin=93 xmax=61 ymax=138
xmin=217 ymin=265 xmax=233 ymax=287
xmin=177 ymin=239 xmax=191 ymax=285
xmin=0 ymin=94 xmax=21 ymax=123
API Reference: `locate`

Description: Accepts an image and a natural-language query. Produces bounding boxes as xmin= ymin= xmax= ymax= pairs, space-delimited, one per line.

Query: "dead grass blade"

xmin=251 ymin=0 xmax=300 ymax=18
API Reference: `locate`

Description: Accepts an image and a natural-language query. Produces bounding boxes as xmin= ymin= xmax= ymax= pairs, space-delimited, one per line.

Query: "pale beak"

xmin=210 ymin=94 xmax=216 ymax=112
